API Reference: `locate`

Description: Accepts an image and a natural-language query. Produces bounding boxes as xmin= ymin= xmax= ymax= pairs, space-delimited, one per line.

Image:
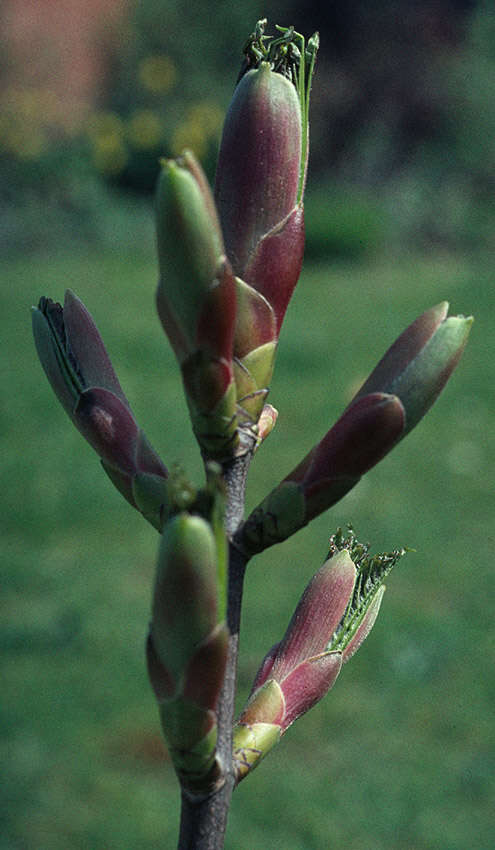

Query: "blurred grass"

xmin=2 ymin=243 xmax=494 ymax=849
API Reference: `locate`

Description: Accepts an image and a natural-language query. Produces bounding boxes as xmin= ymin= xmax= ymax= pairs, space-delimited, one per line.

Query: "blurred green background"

xmin=1 ymin=1 xmax=494 ymax=848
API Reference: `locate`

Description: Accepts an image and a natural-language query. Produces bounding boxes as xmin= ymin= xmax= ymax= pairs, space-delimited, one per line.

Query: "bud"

xmin=147 ymin=509 xmax=228 ymax=792
xmin=254 ymin=403 xmax=279 ymax=450
xmin=259 ymin=551 xmax=353 ymax=684
xmin=234 ymin=550 xmax=352 ymax=781
xmin=233 ymin=532 xmax=405 ymax=781
xmin=155 ymin=151 xmax=238 ymax=459
xmin=32 ymin=291 xmax=168 ymax=529
xmin=242 ymin=393 xmax=405 ymax=554
xmin=241 ymin=304 xmax=472 ymax=555
xmin=352 ymin=301 xmax=473 ymax=434
xmin=215 ymin=22 xmax=318 ymax=426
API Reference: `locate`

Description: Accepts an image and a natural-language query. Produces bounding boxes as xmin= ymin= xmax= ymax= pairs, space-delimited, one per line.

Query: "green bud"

xmin=151 ymin=513 xmax=219 ymax=685
xmin=155 ymin=151 xmax=239 ymax=459
xmin=156 ymin=152 xmax=225 ymax=357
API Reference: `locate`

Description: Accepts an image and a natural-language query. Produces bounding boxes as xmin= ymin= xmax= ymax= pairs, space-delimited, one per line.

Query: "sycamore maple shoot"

xmin=31 ymin=18 xmax=472 ymax=848
xmin=155 ymin=22 xmax=319 ymax=458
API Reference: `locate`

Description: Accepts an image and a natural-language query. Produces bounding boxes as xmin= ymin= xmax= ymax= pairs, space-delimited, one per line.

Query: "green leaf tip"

xmin=240 ymin=18 xmax=319 ymax=202
xmin=325 ymin=526 xmax=408 ymax=657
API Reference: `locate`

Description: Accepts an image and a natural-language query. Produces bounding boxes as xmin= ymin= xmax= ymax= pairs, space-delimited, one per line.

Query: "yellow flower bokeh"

xmin=85 ymin=111 xmax=128 ymax=174
xmin=127 ymin=109 xmax=163 ymax=150
xmin=170 ymin=101 xmax=223 ymax=159
xmin=138 ymin=55 xmax=177 ymax=95
xmin=0 ymin=86 xmax=67 ymax=159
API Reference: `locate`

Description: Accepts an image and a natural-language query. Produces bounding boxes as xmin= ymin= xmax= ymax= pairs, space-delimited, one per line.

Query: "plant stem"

xmin=177 ymin=444 xmax=254 ymax=849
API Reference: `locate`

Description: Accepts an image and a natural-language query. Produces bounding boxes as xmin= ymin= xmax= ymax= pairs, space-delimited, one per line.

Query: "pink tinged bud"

xmin=241 ymin=679 xmax=286 ymax=728
xmin=268 ymin=551 xmax=357 ymax=683
xmin=234 ymin=531 xmax=398 ymax=781
xmin=32 ymin=291 xmax=168 ymax=527
xmin=280 ymin=652 xmax=342 ymax=730
xmin=250 ymin=642 xmax=281 ymax=695
xmin=353 ymin=302 xmax=473 ymax=435
xmin=239 ymin=653 xmax=342 ymax=737
xmin=233 ymin=711 xmax=282 ymax=782
xmin=241 ymin=551 xmax=355 ymax=735
xmin=255 ymin=404 xmax=279 ymax=447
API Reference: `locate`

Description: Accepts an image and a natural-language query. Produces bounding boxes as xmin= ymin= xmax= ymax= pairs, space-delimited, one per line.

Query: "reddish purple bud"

xmin=62 ymin=290 xmax=129 ymax=402
xmin=280 ymin=653 xmax=342 ymax=730
xmin=215 ymin=63 xmax=304 ymax=329
xmin=268 ymin=551 xmax=356 ymax=683
xmin=32 ymin=291 xmax=168 ymax=527
xmin=214 ymin=28 xmax=318 ymax=427
xmin=289 ymin=392 xmax=406 ymax=522
xmin=242 ymin=302 xmax=471 ymax=554
xmin=75 ymin=387 xmax=141 ymax=475
xmin=241 ymin=393 xmax=405 ymax=554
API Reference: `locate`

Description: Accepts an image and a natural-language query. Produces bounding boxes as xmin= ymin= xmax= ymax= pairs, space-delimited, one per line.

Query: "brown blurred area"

xmin=1 ymin=0 xmax=128 ymax=132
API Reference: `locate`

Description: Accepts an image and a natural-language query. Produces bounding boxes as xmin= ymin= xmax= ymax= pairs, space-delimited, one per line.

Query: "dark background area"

xmin=2 ymin=0 xmax=494 ymax=255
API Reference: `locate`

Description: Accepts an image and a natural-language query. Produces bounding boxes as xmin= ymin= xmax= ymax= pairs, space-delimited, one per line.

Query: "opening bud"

xmin=215 ymin=21 xmax=318 ymax=426
xmin=234 ymin=530 xmax=406 ymax=781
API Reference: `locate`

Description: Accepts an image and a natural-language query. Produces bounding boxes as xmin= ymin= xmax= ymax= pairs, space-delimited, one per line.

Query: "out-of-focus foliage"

xmin=1 ymin=0 xmax=494 ymax=256
xmin=3 ymin=246 xmax=493 ymax=850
